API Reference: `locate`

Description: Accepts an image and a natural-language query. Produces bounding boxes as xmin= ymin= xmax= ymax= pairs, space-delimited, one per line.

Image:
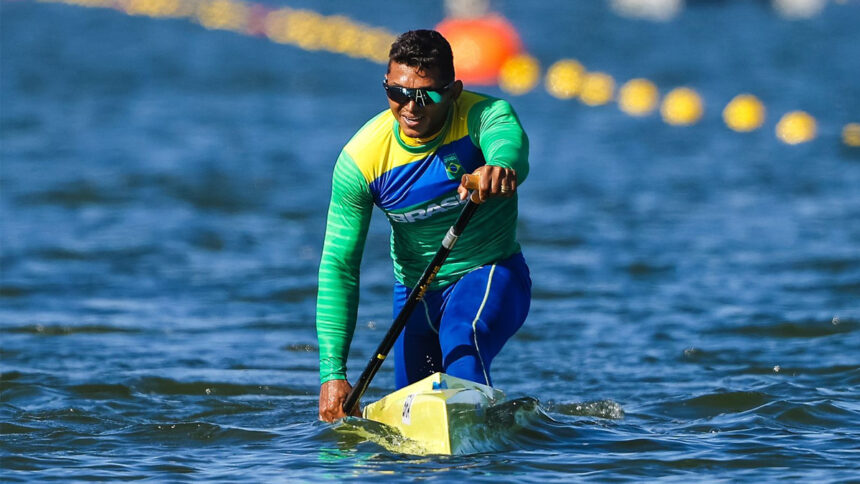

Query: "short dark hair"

xmin=388 ymin=30 xmax=455 ymax=83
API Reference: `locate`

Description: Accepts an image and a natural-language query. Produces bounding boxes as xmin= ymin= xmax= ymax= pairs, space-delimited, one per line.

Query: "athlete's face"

xmin=385 ymin=62 xmax=462 ymax=139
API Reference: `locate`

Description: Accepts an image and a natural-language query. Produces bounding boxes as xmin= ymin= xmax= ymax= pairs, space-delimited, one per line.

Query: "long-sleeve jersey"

xmin=316 ymin=90 xmax=529 ymax=383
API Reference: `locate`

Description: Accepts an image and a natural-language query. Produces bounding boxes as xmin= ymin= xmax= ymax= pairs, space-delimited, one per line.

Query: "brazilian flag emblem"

xmin=443 ymin=154 xmax=462 ymax=180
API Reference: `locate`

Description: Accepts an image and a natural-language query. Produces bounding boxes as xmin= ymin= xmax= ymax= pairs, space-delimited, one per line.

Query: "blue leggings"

xmin=392 ymin=252 xmax=531 ymax=389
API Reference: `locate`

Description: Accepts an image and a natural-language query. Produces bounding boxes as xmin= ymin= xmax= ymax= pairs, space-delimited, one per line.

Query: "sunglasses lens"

xmin=426 ymin=90 xmax=443 ymax=104
xmin=385 ymin=86 xmax=412 ymax=104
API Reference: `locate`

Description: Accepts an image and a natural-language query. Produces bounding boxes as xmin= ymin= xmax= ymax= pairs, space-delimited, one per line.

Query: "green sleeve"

xmin=316 ymin=151 xmax=373 ymax=384
xmin=468 ymin=98 xmax=530 ymax=184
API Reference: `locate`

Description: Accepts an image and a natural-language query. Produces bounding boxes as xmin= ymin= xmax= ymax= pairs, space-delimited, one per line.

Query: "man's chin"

xmin=399 ymin=123 xmax=427 ymax=139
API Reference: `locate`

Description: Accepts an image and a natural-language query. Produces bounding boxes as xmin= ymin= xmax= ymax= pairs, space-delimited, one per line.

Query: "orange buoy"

xmin=436 ymin=15 xmax=522 ymax=85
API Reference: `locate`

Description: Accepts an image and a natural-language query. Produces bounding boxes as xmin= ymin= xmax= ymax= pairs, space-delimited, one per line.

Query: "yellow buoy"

xmin=618 ymin=78 xmax=658 ymax=116
xmin=661 ymin=87 xmax=704 ymax=126
xmin=579 ymin=72 xmax=615 ymax=106
xmin=776 ymin=111 xmax=817 ymax=144
xmin=723 ymin=94 xmax=766 ymax=132
xmin=842 ymin=123 xmax=860 ymax=147
xmin=498 ymin=54 xmax=540 ymax=96
xmin=195 ymin=0 xmax=249 ymax=32
xmin=545 ymin=59 xmax=586 ymax=99
xmin=124 ymin=0 xmax=184 ymax=18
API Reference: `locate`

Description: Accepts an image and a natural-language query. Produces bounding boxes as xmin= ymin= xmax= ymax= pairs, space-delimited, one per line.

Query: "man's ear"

xmin=451 ymin=80 xmax=464 ymax=100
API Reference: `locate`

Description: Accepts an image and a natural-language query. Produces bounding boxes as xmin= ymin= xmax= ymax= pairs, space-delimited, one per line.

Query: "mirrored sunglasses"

xmin=383 ymin=79 xmax=455 ymax=107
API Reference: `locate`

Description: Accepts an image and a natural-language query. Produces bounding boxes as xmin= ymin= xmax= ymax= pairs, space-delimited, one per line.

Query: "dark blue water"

xmin=2 ymin=0 xmax=859 ymax=481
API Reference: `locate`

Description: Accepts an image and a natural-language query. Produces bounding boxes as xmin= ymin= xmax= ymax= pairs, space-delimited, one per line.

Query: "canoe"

xmin=362 ymin=372 xmax=506 ymax=455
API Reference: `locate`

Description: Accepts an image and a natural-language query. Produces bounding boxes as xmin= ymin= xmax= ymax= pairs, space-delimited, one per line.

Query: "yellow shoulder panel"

xmin=446 ymin=91 xmax=488 ymax=143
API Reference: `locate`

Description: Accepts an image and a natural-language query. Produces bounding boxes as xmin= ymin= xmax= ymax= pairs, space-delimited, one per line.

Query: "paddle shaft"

xmin=342 ymin=177 xmax=482 ymax=416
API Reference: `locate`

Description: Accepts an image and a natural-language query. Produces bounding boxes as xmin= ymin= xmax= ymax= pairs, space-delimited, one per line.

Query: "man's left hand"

xmin=457 ymin=166 xmax=517 ymax=203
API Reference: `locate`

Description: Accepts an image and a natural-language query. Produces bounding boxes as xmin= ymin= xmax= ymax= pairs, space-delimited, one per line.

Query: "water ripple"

xmin=709 ymin=318 xmax=855 ymax=338
xmin=131 ymin=376 xmax=306 ymax=397
xmin=118 ymin=422 xmax=279 ymax=444
xmin=3 ymin=324 xmax=142 ymax=335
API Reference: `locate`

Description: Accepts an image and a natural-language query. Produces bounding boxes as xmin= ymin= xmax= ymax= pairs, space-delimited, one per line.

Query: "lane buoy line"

xmin=37 ymin=0 xmax=397 ymax=63
xmin=32 ymin=0 xmax=857 ymax=146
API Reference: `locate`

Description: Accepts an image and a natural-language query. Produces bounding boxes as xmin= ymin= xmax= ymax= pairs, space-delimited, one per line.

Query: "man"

xmin=317 ymin=29 xmax=531 ymax=422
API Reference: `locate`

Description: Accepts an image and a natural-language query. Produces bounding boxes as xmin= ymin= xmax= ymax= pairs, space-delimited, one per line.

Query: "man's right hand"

xmin=319 ymin=379 xmax=360 ymax=422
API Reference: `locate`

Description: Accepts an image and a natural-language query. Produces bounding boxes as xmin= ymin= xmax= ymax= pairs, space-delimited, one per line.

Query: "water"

xmin=2 ymin=1 xmax=859 ymax=481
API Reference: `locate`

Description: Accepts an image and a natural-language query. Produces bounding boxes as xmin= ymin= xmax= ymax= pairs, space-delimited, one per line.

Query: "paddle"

xmin=342 ymin=174 xmax=483 ymax=417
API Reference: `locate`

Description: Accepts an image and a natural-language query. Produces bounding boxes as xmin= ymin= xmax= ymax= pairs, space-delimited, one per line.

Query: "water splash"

xmin=549 ymin=400 xmax=626 ymax=420
xmin=332 ymin=417 xmax=432 ymax=456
